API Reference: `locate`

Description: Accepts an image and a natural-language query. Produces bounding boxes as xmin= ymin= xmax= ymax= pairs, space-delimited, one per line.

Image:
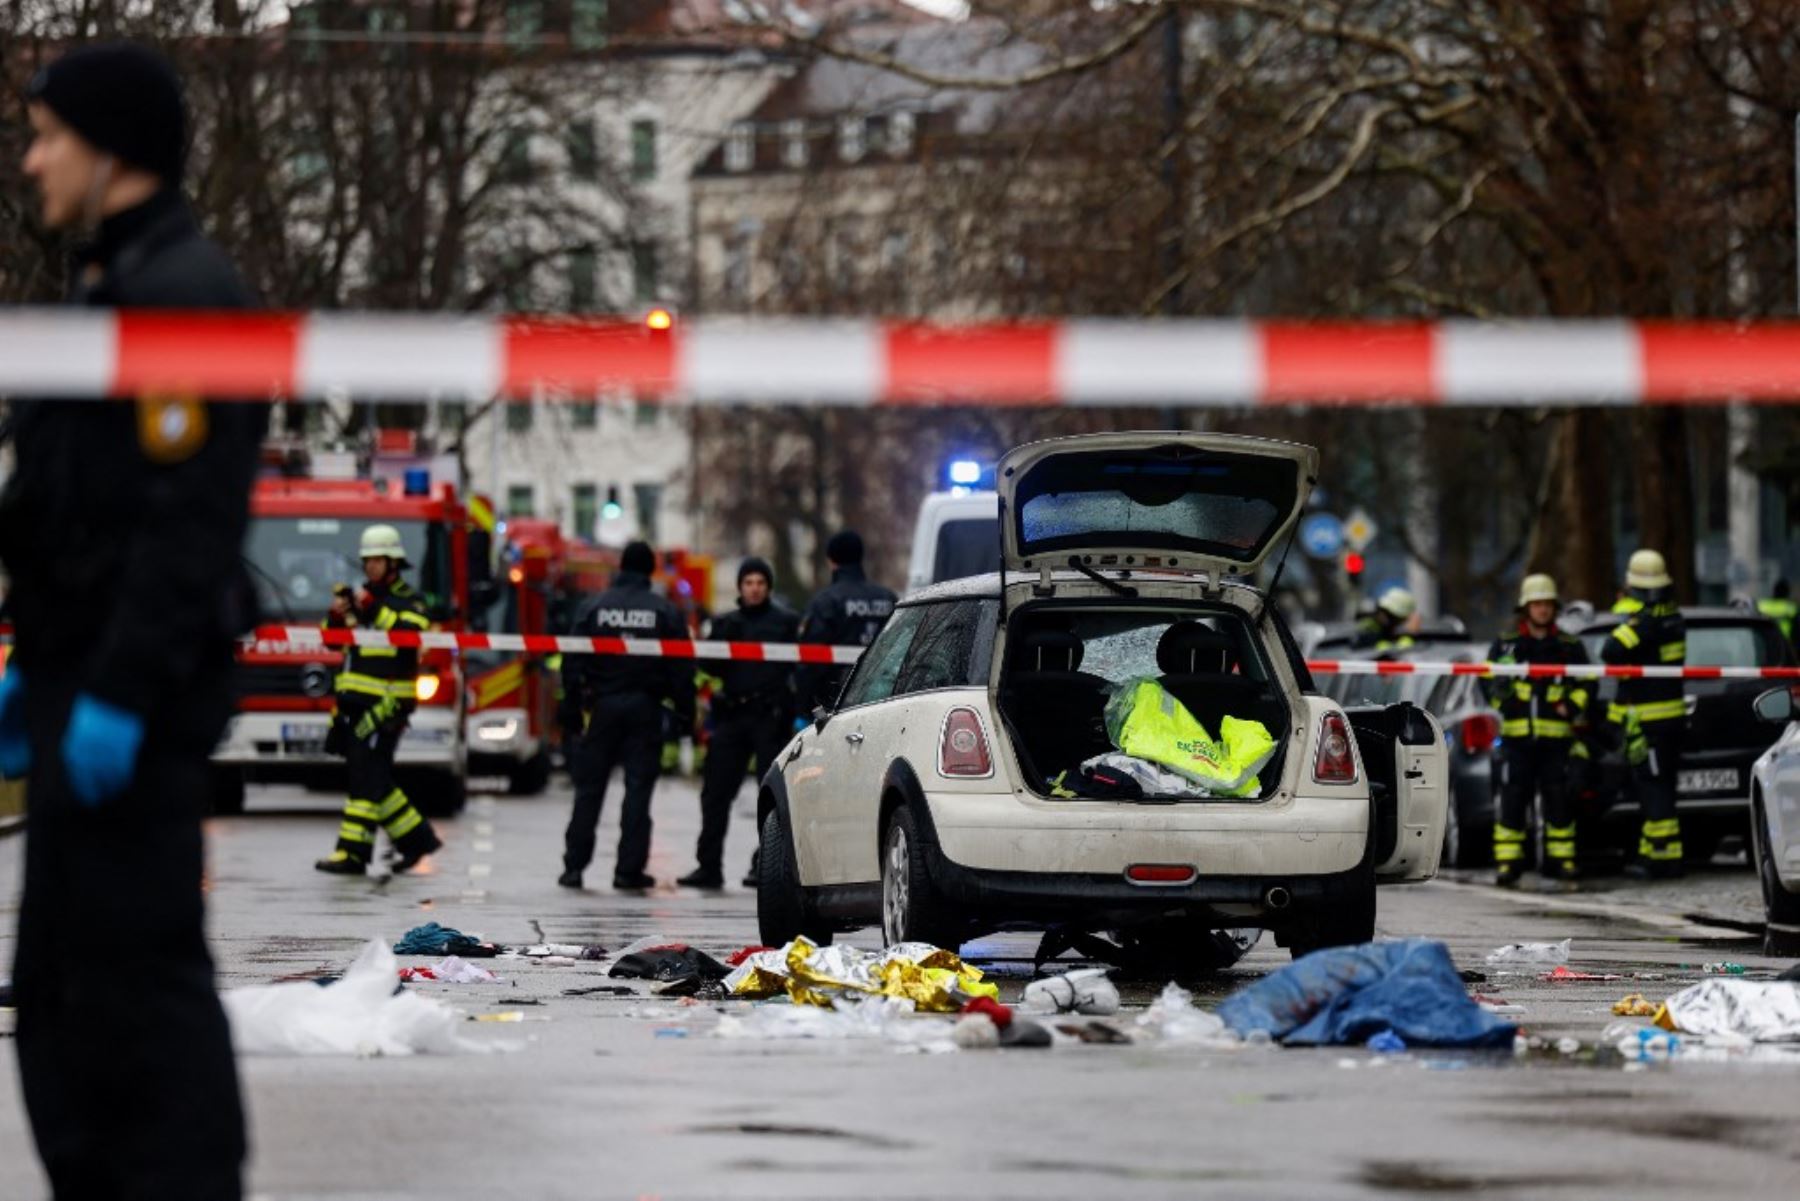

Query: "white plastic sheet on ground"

xmin=1484 ymin=939 xmax=1571 ymax=966
xmin=1659 ymin=979 xmax=1800 ymax=1043
xmin=1020 ymin=968 xmax=1121 ymax=1016
xmin=224 ymin=940 xmax=503 ymax=1057
xmin=1134 ymin=983 xmax=1240 ymax=1047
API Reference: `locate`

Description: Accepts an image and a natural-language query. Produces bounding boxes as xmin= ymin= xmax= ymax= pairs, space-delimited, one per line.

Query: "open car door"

xmin=996 ymin=432 xmax=1318 ymax=579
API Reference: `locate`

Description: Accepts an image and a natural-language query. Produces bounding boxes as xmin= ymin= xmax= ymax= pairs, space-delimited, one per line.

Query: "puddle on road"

xmin=1360 ymin=1159 xmax=1609 ymax=1193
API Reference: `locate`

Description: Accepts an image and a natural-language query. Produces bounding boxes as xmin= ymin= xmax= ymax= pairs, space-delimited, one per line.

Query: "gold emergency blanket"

xmin=724 ymin=938 xmax=999 ymax=1012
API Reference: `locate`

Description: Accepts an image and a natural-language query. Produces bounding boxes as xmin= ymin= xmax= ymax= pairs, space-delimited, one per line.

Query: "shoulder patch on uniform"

xmin=136 ymin=395 xmax=208 ymax=463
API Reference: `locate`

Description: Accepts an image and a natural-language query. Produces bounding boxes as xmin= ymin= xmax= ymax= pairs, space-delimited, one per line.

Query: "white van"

xmin=905 ymin=490 xmax=1001 ymax=593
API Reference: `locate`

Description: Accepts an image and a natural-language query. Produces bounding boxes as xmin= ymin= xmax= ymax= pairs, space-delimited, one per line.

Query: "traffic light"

xmin=602 ymin=485 xmax=623 ymax=520
xmin=1344 ymin=550 xmax=1365 ymax=582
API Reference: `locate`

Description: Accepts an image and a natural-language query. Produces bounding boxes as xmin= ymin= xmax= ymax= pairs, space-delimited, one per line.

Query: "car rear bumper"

xmin=922 ymin=788 xmax=1369 ymax=878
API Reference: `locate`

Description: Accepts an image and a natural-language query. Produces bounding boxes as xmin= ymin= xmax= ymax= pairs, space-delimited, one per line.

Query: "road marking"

xmin=461 ymin=889 xmax=488 ymax=902
xmin=468 ymin=863 xmax=492 ymax=878
xmin=474 ymin=821 xmax=494 ymax=837
xmin=473 ymin=840 xmax=494 ymax=853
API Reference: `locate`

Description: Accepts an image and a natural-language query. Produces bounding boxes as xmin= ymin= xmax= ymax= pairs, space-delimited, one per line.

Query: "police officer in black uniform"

xmin=678 ymin=557 xmax=799 ymax=890
xmin=0 ymin=44 xmax=259 ymax=1201
xmin=559 ymin=541 xmax=694 ymax=890
xmin=795 ymin=530 xmax=898 ymax=716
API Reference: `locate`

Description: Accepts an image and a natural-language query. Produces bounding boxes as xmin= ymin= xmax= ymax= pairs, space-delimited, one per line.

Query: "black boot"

xmin=314 ymin=852 xmax=368 ymax=876
xmin=678 ymin=868 xmax=725 ymax=890
xmin=1494 ymin=861 xmax=1522 ymax=889
xmin=392 ymin=829 xmax=443 ymax=874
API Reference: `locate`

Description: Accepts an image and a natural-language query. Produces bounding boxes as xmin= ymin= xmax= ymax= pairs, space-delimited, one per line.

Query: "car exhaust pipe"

xmin=1263 ymin=885 xmax=1292 ymax=911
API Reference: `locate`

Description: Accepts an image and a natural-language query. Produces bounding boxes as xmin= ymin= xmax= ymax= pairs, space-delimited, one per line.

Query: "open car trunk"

xmin=996 ymin=600 xmax=1293 ymax=802
xmin=1345 ymin=701 xmax=1448 ymax=880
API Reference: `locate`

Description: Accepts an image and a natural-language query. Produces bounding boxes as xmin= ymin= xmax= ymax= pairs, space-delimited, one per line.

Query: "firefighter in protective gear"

xmin=315 ymin=524 xmax=443 ymax=874
xmin=1354 ymin=586 xmax=1417 ymax=652
xmin=1485 ymin=573 xmax=1591 ymax=887
xmin=1601 ymin=549 xmax=1687 ymax=879
xmin=1759 ymin=578 xmax=1796 ymax=651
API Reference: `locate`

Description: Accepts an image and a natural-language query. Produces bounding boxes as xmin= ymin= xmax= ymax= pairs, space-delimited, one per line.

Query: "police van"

xmin=758 ymin=432 xmax=1449 ymax=968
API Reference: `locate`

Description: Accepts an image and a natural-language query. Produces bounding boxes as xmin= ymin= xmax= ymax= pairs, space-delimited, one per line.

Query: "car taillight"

xmin=1313 ymin=711 xmax=1358 ymax=784
xmin=415 ymin=673 xmax=442 ymax=703
xmin=1461 ymin=711 xmax=1499 ymax=755
xmin=938 ymin=707 xmax=993 ymax=778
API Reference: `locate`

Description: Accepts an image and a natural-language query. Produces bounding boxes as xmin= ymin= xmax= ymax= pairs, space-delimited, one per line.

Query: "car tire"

xmin=207 ymin=767 xmax=246 ymax=817
xmin=1753 ymin=797 xmax=1800 ymax=955
xmin=1682 ymin=824 xmax=1724 ymax=866
xmin=1442 ymin=791 xmax=1490 ymax=870
xmin=508 ymin=751 xmax=551 ymax=796
xmin=880 ymin=806 xmax=960 ymax=950
xmin=756 ymin=807 xmax=832 ymax=948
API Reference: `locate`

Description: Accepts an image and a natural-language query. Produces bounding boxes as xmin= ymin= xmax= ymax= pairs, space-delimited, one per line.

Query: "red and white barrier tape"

xmin=252 ymin=626 xmax=1800 ymax=679
xmin=253 ymin=625 xmax=864 ymax=665
xmin=9 ymin=311 xmax=1800 ymax=406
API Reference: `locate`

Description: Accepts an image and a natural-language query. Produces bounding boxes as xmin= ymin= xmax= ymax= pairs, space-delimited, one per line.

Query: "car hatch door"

xmin=1378 ymin=704 xmax=1448 ymax=882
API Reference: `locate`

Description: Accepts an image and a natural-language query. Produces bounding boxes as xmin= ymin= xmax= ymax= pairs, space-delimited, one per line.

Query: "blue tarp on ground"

xmin=1217 ymin=938 xmax=1517 ymax=1048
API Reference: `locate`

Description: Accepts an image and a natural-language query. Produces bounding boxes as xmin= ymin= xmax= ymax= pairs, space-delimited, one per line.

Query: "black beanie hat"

xmin=738 ymin=556 xmax=775 ymax=588
xmin=620 ymin=541 xmax=656 ymax=576
xmin=26 ymin=43 xmax=187 ymax=183
xmin=826 ymin=530 xmax=864 ymax=566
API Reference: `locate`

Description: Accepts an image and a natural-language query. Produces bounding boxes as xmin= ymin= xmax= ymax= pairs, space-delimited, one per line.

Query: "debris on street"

xmin=1134 ymin=983 xmax=1237 ymax=1047
xmin=1219 ymin=939 xmax=1517 ymax=1048
xmin=1484 ymin=939 xmax=1571 ymax=966
xmin=1612 ymin=994 xmax=1662 ymax=1018
xmin=392 ymin=923 xmax=500 ymax=958
xmin=1653 ymin=979 xmax=1800 ymax=1043
xmin=722 ymin=938 xmax=1000 ymax=1012
xmin=225 ymin=941 xmax=501 ymax=1057
xmin=608 ymin=944 xmax=730 ymax=985
xmin=1020 ymin=967 xmax=1121 ymax=1016
xmin=397 ymin=957 xmax=502 ymax=985
xmin=1540 ymin=966 xmax=1623 ymax=983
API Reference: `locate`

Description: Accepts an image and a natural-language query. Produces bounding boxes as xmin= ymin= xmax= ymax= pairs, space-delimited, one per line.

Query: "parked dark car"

xmin=1320 ymin=641 xmax=1497 ymax=869
xmin=1575 ymin=607 xmax=1797 ymax=863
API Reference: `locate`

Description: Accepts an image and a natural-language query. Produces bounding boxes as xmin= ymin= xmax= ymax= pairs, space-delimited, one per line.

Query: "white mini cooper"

xmin=756 ymin=432 xmax=1449 ymax=966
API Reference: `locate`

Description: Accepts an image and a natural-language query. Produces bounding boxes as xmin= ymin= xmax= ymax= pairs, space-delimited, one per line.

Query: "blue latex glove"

xmin=0 ymin=670 xmax=29 ymax=779
xmin=61 ymin=694 xmax=145 ymax=807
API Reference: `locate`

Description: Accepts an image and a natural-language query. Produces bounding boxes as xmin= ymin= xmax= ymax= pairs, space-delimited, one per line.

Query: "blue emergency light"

xmin=948 ymin=459 xmax=983 ymax=487
xmin=403 ymin=468 xmax=431 ymax=497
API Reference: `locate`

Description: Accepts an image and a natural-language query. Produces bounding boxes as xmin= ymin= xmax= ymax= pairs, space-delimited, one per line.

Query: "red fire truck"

xmin=211 ymin=464 xmax=495 ymax=816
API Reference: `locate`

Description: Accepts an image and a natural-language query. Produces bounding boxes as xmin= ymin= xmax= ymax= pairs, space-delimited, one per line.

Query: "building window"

xmin=781 ymin=119 xmax=808 ymax=169
xmin=725 ymin=122 xmax=753 ymax=172
xmin=634 ymin=482 xmax=663 ymax=543
xmin=568 ymin=248 xmax=597 ymax=311
xmin=571 ymin=0 xmax=608 ymax=49
xmin=505 ymin=397 xmax=533 ymax=433
xmin=506 ymin=483 xmax=535 ymax=517
xmin=633 ymin=401 xmax=659 ymax=427
xmin=567 ymin=120 xmax=598 ymax=181
xmin=292 ymin=6 xmax=324 ymax=63
xmin=438 ymin=400 xmax=467 ymax=433
xmin=632 ymin=241 xmax=658 ymax=303
xmin=571 ymin=399 xmax=598 ymax=429
xmin=571 ymin=483 xmax=598 ymax=541
xmin=630 ymin=119 xmax=657 ymax=180
xmin=505 ymin=0 xmax=543 ymax=49
xmin=837 ymin=117 xmax=864 ymax=163
xmin=500 ymin=128 xmax=533 ymax=185
xmin=888 ymin=110 xmax=915 ymax=156
xmin=723 ymin=227 xmax=755 ymax=307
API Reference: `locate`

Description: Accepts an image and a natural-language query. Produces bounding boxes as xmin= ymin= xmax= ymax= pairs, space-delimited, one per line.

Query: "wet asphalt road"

xmin=2 ymin=771 xmax=1798 ymax=1201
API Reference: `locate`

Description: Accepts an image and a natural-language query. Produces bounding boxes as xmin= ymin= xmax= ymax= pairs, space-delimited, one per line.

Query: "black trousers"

xmin=14 ymin=710 xmax=245 ymax=1201
xmin=1634 ymin=724 xmax=1685 ymax=862
xmin=696 ymin=708 xmax=790 ymax=875
xmin=332 ymin=720 xmax=435 ymax=862
xmin=1496 ymin=740 xmax=1575 ymax=864
xmin=564 ymin=692 xmax=662 ymax=877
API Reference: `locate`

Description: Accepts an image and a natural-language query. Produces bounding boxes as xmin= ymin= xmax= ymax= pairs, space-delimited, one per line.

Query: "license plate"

xmin=1677 ymin=768 xmax=1739 ymax=794
xmin=281 ymin=722 xmax=327 ymax=754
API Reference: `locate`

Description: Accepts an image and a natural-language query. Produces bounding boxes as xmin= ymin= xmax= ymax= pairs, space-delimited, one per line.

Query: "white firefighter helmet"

xmin=359 ymin=524 xmax=409 ymax=566
xmin=1377 ymin=586 xmax=1417 ymax=621
xmin=1625 ymin=548 xmax=1671 ymax=591
xmin=1517 ymin=573 xmax=1559 ymax=607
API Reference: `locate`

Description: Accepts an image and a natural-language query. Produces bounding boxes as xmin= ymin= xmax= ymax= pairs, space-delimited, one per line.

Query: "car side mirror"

xmin=1754 ymin=686 xmax=1795 ymax=724
xmin=812 ymin=704 xmax=831 ymax=731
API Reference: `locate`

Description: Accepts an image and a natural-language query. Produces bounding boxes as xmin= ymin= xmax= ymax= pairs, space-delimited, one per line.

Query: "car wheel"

xmin=880 ymin=806 xmax=959 ymax=949
xmin=756 ymin=807 xmax=831 ymax=948
xmin=508 ymin=751 xmax=551 ymax=796
xmin=207 ymin=767 xmax=246 ymax=817
xmin=1682 ymin=824 xmax=1724 ymax=866
xmin=1752 ymin=798 xmax=1800 ymax=955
